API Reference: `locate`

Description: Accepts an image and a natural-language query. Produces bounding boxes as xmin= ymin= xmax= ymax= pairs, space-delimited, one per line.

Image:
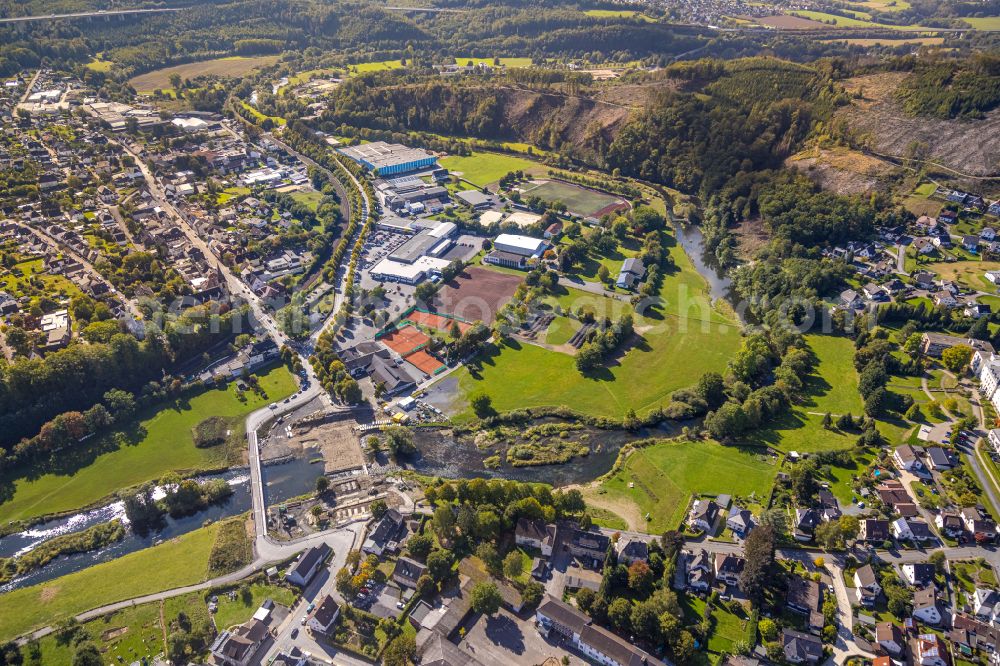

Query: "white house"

xmin=285 ymin=543 xmax=331 ymax=587
xmin=875 ymin=622 xmax=905 ymax=656
xmin=515 ymin=518 xmax=557 ymax=556
xmin=686 ymin=550 xmax=711 ymax=592
xmin=913 ymin=587 xmax=942 ymax=625
xmin=726 ymin=506 xmax=755 ymax=538
xmin=306 ymin=595 xmax=340 ymax=634
xmin=688 ymin=499 xmax=719 ymax=533
xmin=892 ymin=445 xmax=922 ymax=472
xmin=853 ymin=564 xmax=881 ymax=606
xmin=902 ymin=563 xmax=936 ymax=587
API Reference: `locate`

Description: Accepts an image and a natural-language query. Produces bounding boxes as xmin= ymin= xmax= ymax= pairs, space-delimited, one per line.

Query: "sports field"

xmin=407 ymin=310 xmax=472 ymax=335
xmin=596 ymin=439 xmax=778 ymax=533
xmin=129 ymin=55 xmax=280 ymax=92
xmin=432 ymin=267 xmax=522 ymax=324
xmin=380 ymin=324 xmax=431 ymax=356
xmin=0 ymin=520 xmax=224 ymax=641
xmin=523 ymin=180 xmax=627 ymax=218
xmin=0 ymin=365 xmax=296 ymax=524
xmin=439 ymin=151 xmax=541 ymax=187
xmin=449 ymin=233 xmax=741 ymax=420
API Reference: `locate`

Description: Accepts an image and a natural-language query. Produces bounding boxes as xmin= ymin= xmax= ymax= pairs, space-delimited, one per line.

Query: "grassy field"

xmin=926 ymin=259 xmax=1000 ymax=292
xmin=0 ymin=365 xmax=296 ymax=524
xmin=213 ymin=583 xmax=297 ymax=631
xmin=583 ymin=9 xmax=656 ymax=21
xmin=823 ymin=36 xmax=945 ymax=46
xmin=349 ymin=59 xmax=405 ymax=74
xmin=964 ymin=17 xmax=1000 ymax=30
xmin=129 ymin=55 xmax=280 ymax=92
xmin=738 ymin=334 xmax=868 ymax=453
xmin=450 ymin=233 xmax=740 ymax=420
xmin=291 ymin=189 xmax=325 ymax=212
xmin=85 ymin=57 xmax=113 ymax=72
xmin=680 ymin=593 xmax=752 ymax=655
xmin=28 ymin=601 xmax=164 ymax=665
xmin=0 ymin=520 xmax=224 ymax=641
xmin=452 ymin=56 xmax=534 ymax=68
xmin=789 ymin=9 xmax=926 ymax=29
xmin=522 ymin=180 xmax=624 ymax=217
xmin=596 ymin=439 xmax=778 ymax=533
xmin=439 ymin=151 xmax=542 ymax=187
xmin=2 ymin=258 xmax=83 ymax=300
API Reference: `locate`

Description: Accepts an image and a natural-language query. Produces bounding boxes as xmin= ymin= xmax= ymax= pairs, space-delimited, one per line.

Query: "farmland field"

xmin=129 ymin=55 xmax=280 ymax=92
xmin=522 ymin=180 xmax=627 ymax=217
xmin=595 ymin=439 xmax=778 ymax=533
xmin=439 ymin=151 xmax=542 ymax=187
xmin=0 ymin=364 xmax=296 ymax=524
xmin=0 ymin=520 xmax=226 ymax=641
xmin=787 ymin=10 xmax=924 ymax=29
xmin=963 ymin=17 xmax=1000 ymax=30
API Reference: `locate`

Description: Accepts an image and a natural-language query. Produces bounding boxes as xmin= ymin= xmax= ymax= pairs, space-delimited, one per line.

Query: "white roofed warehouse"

xmin=339 ymin=141 xmax=437 ymax=176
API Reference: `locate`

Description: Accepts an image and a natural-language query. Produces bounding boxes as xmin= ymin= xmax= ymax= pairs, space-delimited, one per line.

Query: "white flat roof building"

xmin=369 ymin=255 xmax=451 ymax=284
xmin=494 ymin=233 xmax=548 ymax=258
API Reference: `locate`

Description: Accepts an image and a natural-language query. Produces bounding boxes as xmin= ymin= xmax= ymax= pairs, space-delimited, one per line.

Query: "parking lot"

xmin=456 ymin=607 xmax=586 ymax=666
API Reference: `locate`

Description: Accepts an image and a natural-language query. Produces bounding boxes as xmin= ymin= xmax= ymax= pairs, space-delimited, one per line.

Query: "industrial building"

xmin=368 ymin=219 xmax=457 ymax=284
xmin=339 ymin=142 xmax=437 ymax=176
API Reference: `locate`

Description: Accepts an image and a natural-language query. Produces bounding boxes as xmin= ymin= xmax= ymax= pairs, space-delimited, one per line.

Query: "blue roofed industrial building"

xmin=338 ymin=141 xmax=437 ymax=176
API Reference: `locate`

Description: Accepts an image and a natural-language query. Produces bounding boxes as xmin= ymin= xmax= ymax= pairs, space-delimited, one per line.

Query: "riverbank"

xmin=0 ymin=364 xmax=297 ymax=527
xmin=0 ymin=517 xmax=245 ymax=641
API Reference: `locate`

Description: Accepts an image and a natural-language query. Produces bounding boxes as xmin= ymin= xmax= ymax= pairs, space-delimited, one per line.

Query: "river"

xmin=671 ymin=219 xmax=737 ymax=309
xmin=0 ymin=458 xmax=321 ymax=592
xmin=402 ymin=422 xmax=678 ymax=484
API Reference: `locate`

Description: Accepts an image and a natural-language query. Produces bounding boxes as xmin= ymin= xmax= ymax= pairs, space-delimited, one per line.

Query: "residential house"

xmin=964 ymin=235 xmax=981 ymax=252
xmin=392 ymin=557 xmax=427 ymax=589
xmin=854 ymin=564 xmax=882 ymax=606
xmin=714 ymin=553 xmax=746 ymax=587
xmin=726 ymin=507 xmax=755 ymax=538
xmin=937 ymin=511 xmax=965 ymax=538
xmin=568 ymin=529 xmax=610 ymax=565
xmin=841 ymin=289 xmax=864 ymax=310
xmin=913 ymin=238 xmax=936 ymax=255
xmin=209 ymin=619 xmax=270 ymax=666
xmin=876 ymin=622 xmax=905 ymax=656
xmin=859 ymin=519 xmax=891 ymax=543
xmin=984 ymin=227 xmax=998 ymax=241
xmin=962 ymin=507 xmax=997 ymax=542
xmin=902 ymin=563 xmax=936 ymax=587
xmin=794 ymin=507 xmax=822 ymax=542
xmin=514 ymin=518 xmax=558 ymax=556
xmin=893 ymin=444 xmax=923 ymax=472
xmin=926 ymin=447 xmax=954 ymax=470
xmin=914 ymin=586 xmax=942 ymax=625
xmin=686 ymin=550 xmax=712 ymax=592
xmin=535 ymin=595 xmax=667 ymax=666
xmin=362 ymin=509 xmax=405 ymax=556
xmin=967 ymin=304 xmax=993 ymax=320
xmin=863 ymin=283 xmax=889 ymax=302
xmin=285 ymin=543 xmax=331 ymax=587
xmin=782 ymin=629 xmax=824 ymax=664
xmin=912 ymin=633 xmax=949 ymax=666
xmin=688 ymin=499 xmax=719 ymax=534
xmin=818 ymin=490 xmax=842 ymax=522
xmin=921 ymin=333 xmax=983 ymax=358
xmin=306 ymin=595 xmax=340 ymax=634
xmin=786 ymin=575 xmax=825 ymax=633
xmin=614 ymin=536 xmax=648 ymax=566
xmin=974 ymin=588 xmax=1000 ymax=623
xmin=616 ymin=257 xmax=646 ymax=290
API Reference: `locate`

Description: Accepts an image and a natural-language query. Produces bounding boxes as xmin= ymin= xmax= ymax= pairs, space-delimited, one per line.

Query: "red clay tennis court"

xmin=407 ymin=310 xmax=472 ymax=334
xmin=405 ymin=349 xmax=446 ymax=375
xmin=379 ymin=325 xmax=430 ymax=356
